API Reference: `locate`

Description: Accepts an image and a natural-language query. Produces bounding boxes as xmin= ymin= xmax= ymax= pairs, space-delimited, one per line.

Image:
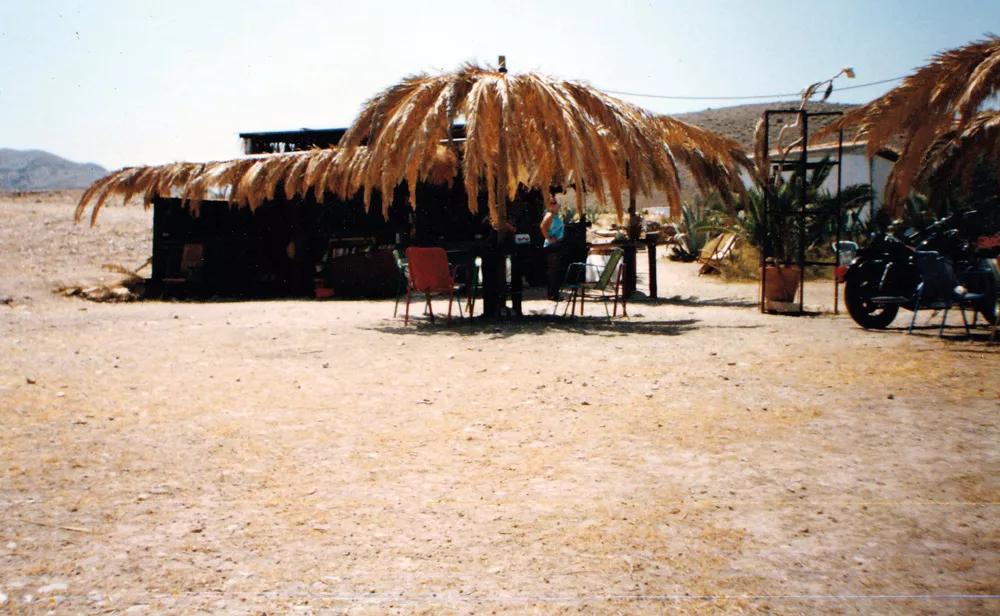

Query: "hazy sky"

xmin=2 ymin=0 xmax=997 ymax=169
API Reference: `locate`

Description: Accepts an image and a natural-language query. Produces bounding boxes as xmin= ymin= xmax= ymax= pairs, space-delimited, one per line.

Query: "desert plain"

xmin=0 ymin=191 xmax=997 ymax=614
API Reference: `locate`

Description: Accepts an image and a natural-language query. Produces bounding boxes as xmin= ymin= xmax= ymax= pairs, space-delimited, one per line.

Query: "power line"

xmin=602 ymin=75 xmax=907 ymax=101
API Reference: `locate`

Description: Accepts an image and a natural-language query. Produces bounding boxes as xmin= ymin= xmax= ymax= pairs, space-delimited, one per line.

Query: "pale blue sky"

xmin=1 ymin=0 xmax=997 ymax=169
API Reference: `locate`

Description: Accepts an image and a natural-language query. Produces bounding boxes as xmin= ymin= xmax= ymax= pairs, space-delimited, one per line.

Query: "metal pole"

xmin=798 ymin=110 xmax=807 ymax=315
xmin=646 ymin=236 xmax=658 ymax=299
xmin=834 ymin=127 xmax=844 ymax=314
xmin=760 ymin=111 xmax=770 ymax=313
xmin=624 ymin=162 xmax=638 ymax=298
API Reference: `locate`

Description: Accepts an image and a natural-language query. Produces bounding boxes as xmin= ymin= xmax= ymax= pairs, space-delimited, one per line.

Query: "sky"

xmin=1 ymin=0 xmax=998 ymax=170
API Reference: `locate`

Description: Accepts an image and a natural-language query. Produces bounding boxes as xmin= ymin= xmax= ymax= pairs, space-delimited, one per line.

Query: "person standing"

xmin=540 ymin=195 xmax=565 ymax=301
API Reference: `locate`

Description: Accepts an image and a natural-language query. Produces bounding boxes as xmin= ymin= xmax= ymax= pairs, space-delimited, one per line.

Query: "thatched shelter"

xmin=817 ymin=35 xmax=1000 ymax=212
xmin=76 ymin=61 xmax=756 ymax=303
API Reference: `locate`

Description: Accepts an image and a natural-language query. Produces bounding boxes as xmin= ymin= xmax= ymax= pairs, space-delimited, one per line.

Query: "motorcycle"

xmin=843 ymin=210 xmax=998 ymax=329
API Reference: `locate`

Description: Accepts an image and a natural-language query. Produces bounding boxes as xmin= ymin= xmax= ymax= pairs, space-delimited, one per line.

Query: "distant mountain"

xmin=0 ymin=149 xmax=107 ymax=191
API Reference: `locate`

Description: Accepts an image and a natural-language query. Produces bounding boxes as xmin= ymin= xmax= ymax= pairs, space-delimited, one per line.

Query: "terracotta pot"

xmin=764 ymin=265 xmax=801 ymax=303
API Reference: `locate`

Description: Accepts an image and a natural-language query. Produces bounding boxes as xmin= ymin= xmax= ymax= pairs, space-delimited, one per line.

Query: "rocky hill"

xmin=624 ymin=100 xmax=860 ymax=210
xmin=0 ymin=149 xmax=107 ymax=192
xmin=676 ymin=100 xmax=858 ymax=151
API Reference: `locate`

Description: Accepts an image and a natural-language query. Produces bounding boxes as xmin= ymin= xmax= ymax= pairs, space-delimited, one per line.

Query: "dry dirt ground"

xmin=1 ymin=192 xmax=998 ymax=614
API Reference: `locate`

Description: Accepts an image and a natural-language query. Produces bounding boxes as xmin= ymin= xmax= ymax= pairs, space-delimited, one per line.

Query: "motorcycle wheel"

xmin=977 ymin=274 xmax=997 ymax=325
xmin=845 ymin=275 xmax=899 ymax=329
xmin=977 ymin=297 xmax=997 ymax=325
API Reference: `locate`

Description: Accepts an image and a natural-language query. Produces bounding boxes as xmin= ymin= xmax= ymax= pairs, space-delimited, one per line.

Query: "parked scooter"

xmin=843 ymin=210 xmax=998 ymax=329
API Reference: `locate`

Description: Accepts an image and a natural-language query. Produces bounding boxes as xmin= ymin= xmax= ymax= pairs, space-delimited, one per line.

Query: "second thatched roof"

xmin=75 ymin=145 xmax=459 ymax=225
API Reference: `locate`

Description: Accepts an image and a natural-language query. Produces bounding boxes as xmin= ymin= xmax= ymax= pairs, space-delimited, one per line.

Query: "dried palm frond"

xmin=752 ymin=117 xmax=769 ymax=179
xmin=659 ymin=116 xmax=756 ymax=212
xmin=339 ymin=63 xmax=695 ymax=225
xmin=918 ymin=110 xmax=1000 ymax=201
xmin=815 ymin=35 xmax=1000 ymax=212
xmin=75 ymin=147 xmax=460 ymax=225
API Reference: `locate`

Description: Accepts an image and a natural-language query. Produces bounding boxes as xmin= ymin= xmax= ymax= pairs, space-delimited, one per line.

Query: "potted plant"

xmin=734 ymin=158 xmax=872 ymax=307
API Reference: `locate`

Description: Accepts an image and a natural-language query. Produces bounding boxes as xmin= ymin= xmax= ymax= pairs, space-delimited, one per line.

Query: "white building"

xmin=640 ymin=140 xmax=898 ymax=220
xmin=755 ymin=140 xmax=898 ymax=211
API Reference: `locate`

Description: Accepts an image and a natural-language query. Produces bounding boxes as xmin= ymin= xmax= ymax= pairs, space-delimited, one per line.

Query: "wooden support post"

xmin=646 ymin=233 xmax=658 ymax=299
xmin=624 ymin=165 xmax=638 ymax=298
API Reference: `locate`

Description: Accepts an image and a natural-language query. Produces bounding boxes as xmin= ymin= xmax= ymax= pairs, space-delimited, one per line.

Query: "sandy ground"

xmin=1 ymin=192 xmax=998 ymax=614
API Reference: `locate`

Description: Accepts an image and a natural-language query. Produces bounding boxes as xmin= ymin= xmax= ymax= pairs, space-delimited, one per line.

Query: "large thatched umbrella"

xmin=817 ymin=35 xmax=1000 ymax=212
xmin=338 ymin=62 xmax=751 ymax=227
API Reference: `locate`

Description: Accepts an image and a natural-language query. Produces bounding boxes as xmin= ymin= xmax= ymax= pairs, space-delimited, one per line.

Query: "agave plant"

xmin=817 ymin=35 xmax=1000 ymax=212
xmin=670 ymin=203 xmax=714 ymax=262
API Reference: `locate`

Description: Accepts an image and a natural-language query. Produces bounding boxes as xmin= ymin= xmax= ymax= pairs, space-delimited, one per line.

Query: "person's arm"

xmin=540 ymin=212 xmax=553 ymax=240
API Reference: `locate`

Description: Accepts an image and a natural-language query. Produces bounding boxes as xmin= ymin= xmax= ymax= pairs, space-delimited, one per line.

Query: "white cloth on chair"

xmin=585 ymin=254 xmax=610 ymax=282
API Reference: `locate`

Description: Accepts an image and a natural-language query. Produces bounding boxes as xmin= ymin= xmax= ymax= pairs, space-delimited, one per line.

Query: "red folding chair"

xmin=403 ymin=247 xmax=460 ymax=325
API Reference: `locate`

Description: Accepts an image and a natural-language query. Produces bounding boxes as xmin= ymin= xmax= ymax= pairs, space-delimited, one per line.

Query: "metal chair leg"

xmin=465 ymin=280 xmax=476 ymax=317
xmin=939 ymin=307 xmax=949 ymax=337
xmin=404 ymin=288 xmax=412 ymax=325
xmin=908 ymin=293 xmax=921 ymax=334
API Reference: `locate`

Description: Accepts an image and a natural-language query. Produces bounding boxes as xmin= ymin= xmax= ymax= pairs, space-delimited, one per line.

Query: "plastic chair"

xmin=908 ymin=251 xmax=985 ymax=337
xmin=451 ymin=256 xmax=480 ymax=318
xmin=832 ymin=241 xmax=859 ymax=265
xmin=833 ymin=240 xmax=859 ymax=283
xmin=553 ymin=247 xmax=626 ymax=318
xmin=403 ymin=247 xmax=462 ymax=325
xmin=987 ymin=258 xmax=1000 ymax=343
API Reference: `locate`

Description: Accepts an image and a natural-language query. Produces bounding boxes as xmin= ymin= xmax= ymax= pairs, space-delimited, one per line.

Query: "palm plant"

xmin=736 ymin=158 xmax=872 ymax=264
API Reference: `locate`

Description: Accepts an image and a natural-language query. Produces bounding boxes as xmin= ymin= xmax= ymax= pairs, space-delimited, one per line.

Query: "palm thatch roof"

xmin=75 ymin=145 xmax=458 ymax=225
xmin=815 ymin=35 xmax=1000 ymax=212
xmin=339 ymin=63 xmax=752 ymax=226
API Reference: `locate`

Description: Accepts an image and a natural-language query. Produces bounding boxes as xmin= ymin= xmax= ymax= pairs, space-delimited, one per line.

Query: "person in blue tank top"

xmin=541 ymin=196 xmax=565 ymax=247
xmin=541 ymin=195 xmax=566 ymax=300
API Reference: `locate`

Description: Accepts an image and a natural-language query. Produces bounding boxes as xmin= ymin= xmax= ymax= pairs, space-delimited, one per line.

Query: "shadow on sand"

xmin=367 ymin=313 xmax=763 ymax=339
xmin=638 ymin=294 xmax=760 ymax=309
xmin=863 ymin=322 xmax=1000 ymax=351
